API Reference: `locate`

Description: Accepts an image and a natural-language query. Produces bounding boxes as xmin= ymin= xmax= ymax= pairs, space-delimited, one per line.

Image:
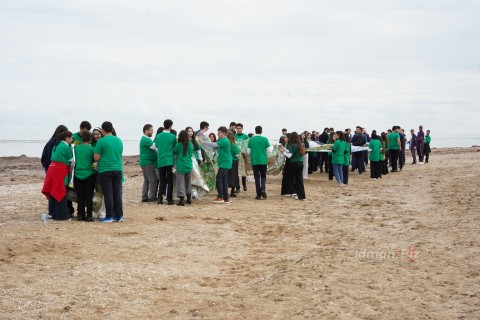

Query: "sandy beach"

xmin=0 ymin=147 xmax=479 ymax=319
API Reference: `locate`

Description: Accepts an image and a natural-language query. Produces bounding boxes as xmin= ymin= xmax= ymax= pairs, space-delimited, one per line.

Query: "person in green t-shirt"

xmin=139 ymin=124 xmax=158 ymax=203
xmin=343 ymin=133 xmax=351 ymax=185
xmin=247 ymin=126 xmax=273 ymax=200
xmin=42 ymin=130 xmax=74 ymax=221
xmin=94 ymin=121 xmax=123 ymax=222
xmin=227 ymin=131 xmax=240 ymax=198
xmin=72 ymin=121 xmax=91 ymax=146
xmin=212 ymin=126 xmax=233 ymax=203
xmin=174 ymin=130 xmax=194 ymax=206
xmin=424 ymin=129 xmax=431 ymax=163
xmin=73 ymin=131 xmax=96 ymax=222
xmin=279 ymin=132 xmax=306 ymax=200
xmin=235 ymin=123 xmax=249 ymax=192
xmin=387 ymin=126 xmax=402 ymax=172
xmin=154 ymin=119 xmax=177 ymax=205
xmin=331 ymin=131 xmax=345 ymax=186
xmin=368 ymin=133 xmax=382 ymax=179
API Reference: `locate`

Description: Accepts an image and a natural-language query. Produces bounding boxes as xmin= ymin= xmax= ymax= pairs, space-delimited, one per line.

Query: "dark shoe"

xmin=261 ymin=191 xmax=267 ymax=199
xmin=86 ymin=217 xmax=94 ymax=222
xmin=255 ymin=195 xmax=262 ymax=200
xmin=234 ymin=189 xmax=240 ymax=194
xmin=141 ymin=198 xmax=149 ymax=203
xmin=148 ymin=197 xmax=158 ymax=202
xmin=157 ymin=196 xmax=163 ymax=205
xmin=77 ymin=216 xmax=86 ymax=221
xmin=177 ymin=196 xmax=185 ymax=206
xmin=242 ymin=177 xmax=247 ymax=191
xmin=186 ymin=194 xmax=192 ymax=205
xmin=230 ymin=193 xmax=237 ymax=197
xmin=167 ymin=201 xmax=174 ymax=205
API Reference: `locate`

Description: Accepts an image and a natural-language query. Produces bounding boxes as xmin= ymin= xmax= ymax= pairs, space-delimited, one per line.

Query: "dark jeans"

xmin=417 ymin=143 xmax=424 ymax=162
xmin=382 ymin=158 xmax=389 ymax=175
xmin=342 ymin=165 xmax=349 ymax=184
xmin=389 ymin=149 xmax=400 ymax=171
xmin=424 ymin=143 xmax=431 ymax=163
xmin=284 ymin=161 xmax=305 ymax=199
xmin=399 ymin=148 xmax=406 ymax=169
xmin=252 ymin=165 xmax=267 ymax=197
xmin=216 ymin=168 xmax=229 ymax=200
xmin=352 ymin=151 xmax=365 ymax=173
xmin=320 ymin=153 xmax=329 ymax=172
xmin=370 ymin=161 xmax=382 ymax=179
xmin=98 ymin=171 xmax=123 ymax=219
xmin=158 ymin=165 xmax=174 ymax=202
xmin=74 ymin=174 xmax=96 ymax=219
xmin=51 ymin=186 xmax=70 ymax=220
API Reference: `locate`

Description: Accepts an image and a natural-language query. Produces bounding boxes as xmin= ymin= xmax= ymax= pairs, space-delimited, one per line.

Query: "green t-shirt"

xmin=155 ymin=131 xmax=176 ymax=167
xmin=247 ymin=135 xmax=271 ymax=166
xmin=217 ymin=137 xmax=233 ymax=169
xmin=343 ymin=142 xmax=351 ymax=166
xmin=231 ymin=143 xmax=240 ymax=162
xmin=51 ymin=141 xmax=73 ymax=166
xmin=94 ymin=135 xmax=123 ymax=173
xmin=387 ymin=132 xmax=400 ymax=150
xmin=72 ymin=132 xmax=83 ymax=146
xmin=175 ymin=142 xmax=193 ymax=174
xmin=332 ymin=140 xmax=345 ymax=165
xmin=235 ymin=133 xmax=249 ymax=142
xmin=425 ymin=135 xmax=431 ymax=144
xmin=74 ymin=144 xmax=96 ymax=180
xmin=368 ymin=139 xmax=382 ymax=162
xmin=139 ymin=135 xmax=157 ymax=166
xmin=286 ymin=144 xmax=303 ymax=163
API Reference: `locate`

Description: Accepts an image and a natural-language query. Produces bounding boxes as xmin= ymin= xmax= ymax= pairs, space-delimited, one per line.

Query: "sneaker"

xmin=116 ymin=217 xmax=124 ymax=222
xmin=255 ymin=195 xmax=262 ymax=200
xmin=141 ymin=198 xmax=149 ymax=202
xmin=261 ymin=191 xmax=267 ymax=199
xmin=223 ymin=199 xmax=230 ymax=204
xmin=213 ymin=198 xmax=224 ymax=204
xmin=99 ymin=217 xmax=113 ymax=223
xmin=243 ymin=185 xmax=247 ymax=191
xmin=283 ymin=194 xmax=293 ymax=197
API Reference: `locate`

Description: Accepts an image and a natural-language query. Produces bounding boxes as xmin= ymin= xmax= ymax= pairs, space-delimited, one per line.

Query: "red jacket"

xmin=42 ymin=161 xmax=69 ymax=202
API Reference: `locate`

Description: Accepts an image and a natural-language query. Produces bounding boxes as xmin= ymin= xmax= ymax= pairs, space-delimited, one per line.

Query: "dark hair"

xmin=236 ymin=123 xmax=243 ymax=128
xmin=371 ymin=132 xmax=378 ymax=140
xmin=92 ymin=127 xmax=103 ymax=140
xmin=392 ymin=126 xmax=397 ymax=131
xmin=343 ymin=132 xmax=351 ymax=143
xmin=200 ymin=121 xmax=209 ymax=130
xmin=82 ymin=131 xmax=92 ymax=143
xmin=279 ymin=136 xmax=287 ymax=147
xmin=143 ymin=124 xmax=153 ymax=133
xmin=289 ymin=132 xmax=305 ymax=155
xmin=255 ymin=126 xmax=262 ymax=134
xmin=229 ymin=122 xmax=236 ymax=127
xmin=282 ymin=128 xmax=287 ymax=132
xmin=209 ymin=133 xmax=217 ymax=142
xmin=156 ymin=127 xmax=164 ymax=137
xmin=185 ymin=126 xmax=200 ymax=150
xmin=51 ymin=125 xmax=68 ymax=139
xmin=177 ymin=130 xmax=189 ymax=156
xmin=218 ymin=126 xmax=228 ymax=134
xmin=324 ymin=127 xmax=329 ymax=132
xmin=170 ymin=129 xmax=177 ymax=137
xmin=101 ymin=121 xmax=114 ymax=133
xmin=54 ymin=130 xmax=73 ymax=148
xmin=164 ymin=119 xmax=173 ymax=129
xmin=227 ymin=131 xmax=235 ymax=144
xmin=381 ymin=132 xmax=388 ymax=141
xmin=336 ymin=131 xmax=344 ymax=141
xmin=80 ymin=121 xmax=91 ymax=130
xmin=248 ymin=133 xmax=254 ymax=138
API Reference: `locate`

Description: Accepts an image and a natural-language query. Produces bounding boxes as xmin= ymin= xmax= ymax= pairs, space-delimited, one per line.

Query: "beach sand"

xmin=0 ymin=148 xmax=479 ymax=319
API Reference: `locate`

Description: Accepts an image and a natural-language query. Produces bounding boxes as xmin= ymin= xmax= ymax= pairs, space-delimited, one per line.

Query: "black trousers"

xmin=342 ymin=165 xmax=349 ymax=184
xmin=74 ymin=174 xmax=96 ymax=219
xmin=320 ymin=153 xmax=329 ymax=172
xmin=158 ymin=165 xmax=174 ymax=202
xmin=98 ymin=171 xmax=123 ymax=219
xmin=389 ymin=149 xmax=400 ymax=171
xmin=51 ymin=186 xmax=70 ymax=220
xmin=382 ymin=158 xmax=389 ymax=175
xmin=370 ymin=161 xmax=382 ymax=179
xmin=352 ymin=152 xmax=365 ymax=173
xmin=284 ymin=162 xmax=305 ymax=199
xmin=252 ymin=165 xmax=267 ymax=197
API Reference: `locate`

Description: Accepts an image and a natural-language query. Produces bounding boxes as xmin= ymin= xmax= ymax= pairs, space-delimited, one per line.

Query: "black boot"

xmin=230 ymin=188 xmax=237 ymax=197
xmin=242 ymin=176 xmax=247 ymax=191
xmin=157 ymin=195 xmax=163 ymax=205
xmin=186 ymin=194 xmax=192 ymax=204
xmin=177 ymin=196 xmax=185 ymax=206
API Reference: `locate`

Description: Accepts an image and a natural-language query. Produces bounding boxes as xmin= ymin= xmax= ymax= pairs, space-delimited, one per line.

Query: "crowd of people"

xmin=41 ymin=120 xmax=431 ymax=222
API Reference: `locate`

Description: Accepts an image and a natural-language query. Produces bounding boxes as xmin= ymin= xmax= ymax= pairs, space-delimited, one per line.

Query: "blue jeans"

xmin=216 ymin=168 xmax=229 ymax=200
xmin=333 ymin=164 xmax=344 ymax=184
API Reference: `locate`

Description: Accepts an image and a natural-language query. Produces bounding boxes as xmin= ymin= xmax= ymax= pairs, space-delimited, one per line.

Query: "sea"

xmin=0 ymin=137 xmax=479 ymax=157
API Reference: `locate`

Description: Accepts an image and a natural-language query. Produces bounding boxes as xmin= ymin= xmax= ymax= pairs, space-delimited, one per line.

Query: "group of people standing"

xmin=42 ymin=121 xmax=124 ymax=222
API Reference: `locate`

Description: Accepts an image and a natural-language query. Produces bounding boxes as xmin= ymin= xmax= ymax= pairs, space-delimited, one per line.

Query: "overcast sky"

xmin=1 ymin=0 xmax=479 ymax=140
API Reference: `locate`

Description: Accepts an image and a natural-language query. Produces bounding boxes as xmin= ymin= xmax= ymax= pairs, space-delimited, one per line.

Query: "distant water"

xmin=0 ymin=138 xmax=479 ymax=157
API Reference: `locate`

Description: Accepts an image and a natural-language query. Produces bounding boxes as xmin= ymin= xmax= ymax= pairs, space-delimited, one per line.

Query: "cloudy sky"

xmin=1 ymin=0 xmax=479 ymax=140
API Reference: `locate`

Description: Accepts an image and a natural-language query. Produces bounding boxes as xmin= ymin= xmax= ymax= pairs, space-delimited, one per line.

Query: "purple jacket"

xmin=416 ymin=130 xmax=424 ymax=148
xmin=410 ymin=134 xmax=417 ymax=149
